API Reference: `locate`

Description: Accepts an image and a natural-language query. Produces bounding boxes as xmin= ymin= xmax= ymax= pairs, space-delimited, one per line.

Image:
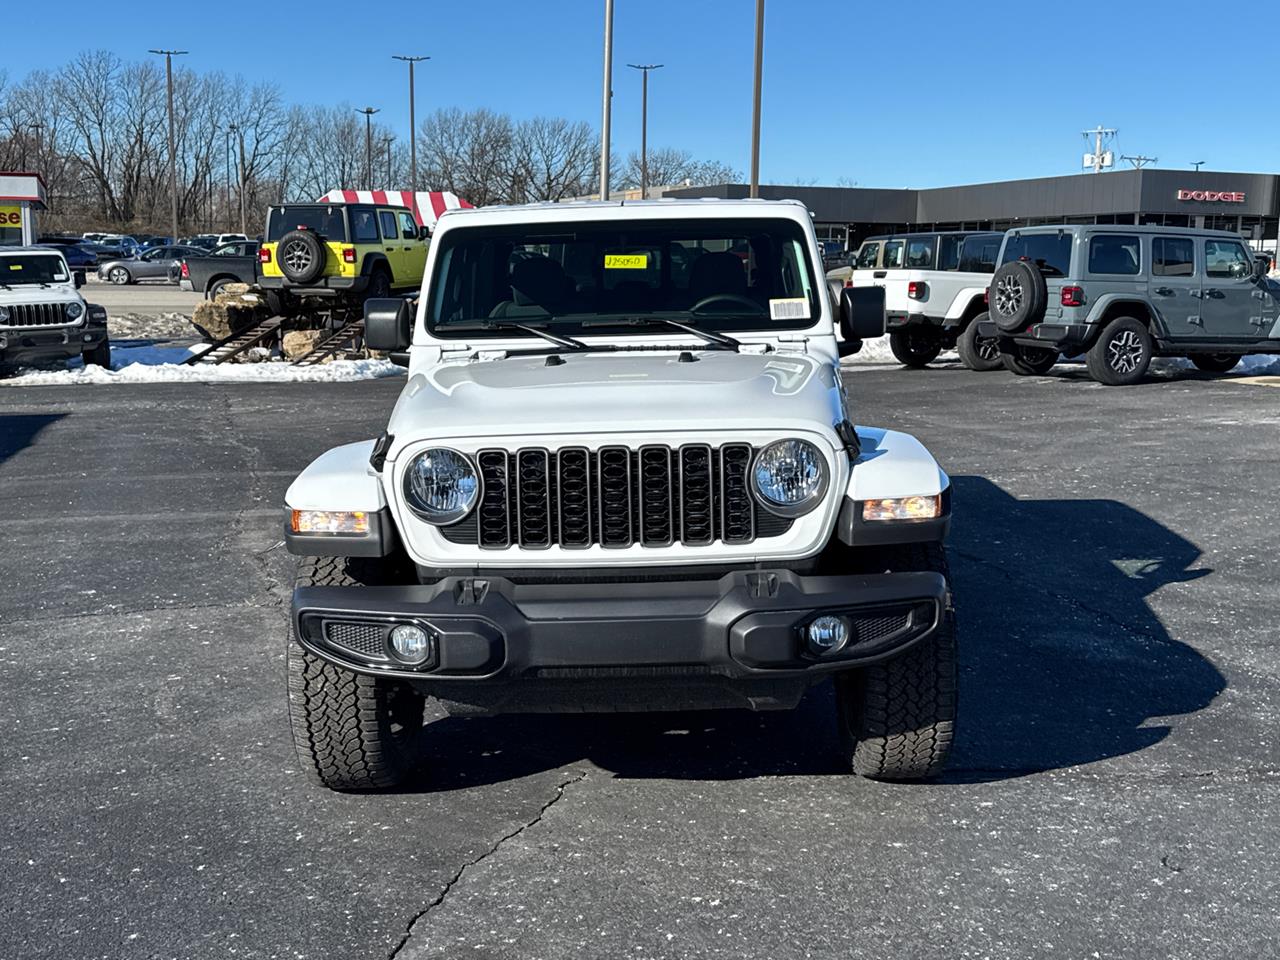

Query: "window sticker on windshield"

xmin=769 ymin=297 xmax=808 ymax=320
xmin=8 ymin=264 xmax=22 ymax=270
xmin=604 ymin=254 xmax=648 ymax=270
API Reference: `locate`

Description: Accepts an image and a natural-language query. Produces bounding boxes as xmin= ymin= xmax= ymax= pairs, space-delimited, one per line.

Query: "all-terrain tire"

xmin=277 ymin=229 xmax=327 ymax=284
xmin=1001 ymin=342 xmax=1059 ymax=376
xmin=1190 ymin=354 xmax=1240 ymax=374
xmin=889 ymin=328 xmax=943 ymax=368
xmin=1085 ymin=316 xmax=1152 ymax=386
xmin=956 ymin=314 xmax=1003 ymax=371
xmin=81 ymin=341 xmax=111 ymax=369
xmin=364 ymin=266 xmax=392 ymax=302
xmin=988 ymin=260 xmax=1047 ymax=332
xmin=286 ymin=555 xmax=426 ymax=791
xmin=835 ymin=542 xmax=957 ymax=780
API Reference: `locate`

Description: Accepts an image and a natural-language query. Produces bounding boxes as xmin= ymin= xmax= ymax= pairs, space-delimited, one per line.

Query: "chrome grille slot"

xmin=556 ymin=447 xmax=593 ymax=548
xmin=457 ymin=443 xmax=796 ymax=550
xmin=719 ymin=444 xmax=755 ymax=544
xmin=516 ymin=449 xmax=552 ymax=548
xmin=597 ymin=446 xmax=633 ymax=548
xmin=678 ymin=444 xmax=714 ymax=546
xmin=477 ymin=450 xmax=512 ymax=548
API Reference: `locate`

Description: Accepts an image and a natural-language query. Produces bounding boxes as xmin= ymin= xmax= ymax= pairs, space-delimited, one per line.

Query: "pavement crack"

xmin=386 ymin=769 xmax=587 ymax=959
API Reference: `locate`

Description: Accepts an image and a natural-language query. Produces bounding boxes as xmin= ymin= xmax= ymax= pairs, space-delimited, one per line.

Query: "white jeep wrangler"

xmin=283 ymin=199 xmax=956 ymax=791
xmin=0 ymin=247 xmax=110 ymax=370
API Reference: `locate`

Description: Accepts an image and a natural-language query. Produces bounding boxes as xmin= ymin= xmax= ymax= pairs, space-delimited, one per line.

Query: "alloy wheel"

xmin=283 ymin=241 xmax=313 ymax=274
xmin=1107 ymin=329 xmax=1145 ymax=374
xmin=994 ymin=275 xmax=1023 ymax=317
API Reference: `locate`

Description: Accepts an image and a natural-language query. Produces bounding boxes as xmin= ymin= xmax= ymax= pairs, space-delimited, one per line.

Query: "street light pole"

xmin=357 ymin=107 xmax=380 ymax=189
xmin=382 ymin=136 xmax=395 ymax=186
xmin=748 ymin=0 xmax=764 ymax=198
xmin=599 ymin=0 xmax=614 ymax=201
xmin=224 ymin=128 xmax=233 ymax=233
xmin=392 ymin=55 xmax=428 ymax=193
xmin=149 ymin=49 xmax=188 ymax=241
xmin=236 ymin=125 xmax=248 ymax=235
xmin=627 ymin=64 xmax=663 ymax=198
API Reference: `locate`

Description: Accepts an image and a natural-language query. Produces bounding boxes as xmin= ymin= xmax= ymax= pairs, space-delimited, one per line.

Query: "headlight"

xmin=402 ymin=448 xmax=480 ymax=524
xmin=751 ymin=439 xmax=828 ymax=517
xmin=65 ymin=301 xmax=84 ymax=320
xmin=861 ymin=494 xmax=942 ymax=521
xmin=0 ymin=306 xmax=9 ymax=323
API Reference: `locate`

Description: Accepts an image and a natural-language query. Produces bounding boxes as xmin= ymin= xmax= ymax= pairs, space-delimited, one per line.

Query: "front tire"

xmin=81 ymin=341 xmax=111 ymax=368
xmin=109 ymin=266 xmax=131 ymax=285
xmin=287 ymin=555 xmax=426 ymax=791
xmin=1085 ymin=317 xmax=1152 ymax=386
xmin=835 ymin=543 xmax=957 ymax=780
xmin=364 ymin=267 xmax=392 ymax=301
xmin=889 ymin=328 xmax=943 ymax=368
xmin=956 ymin=314 xmax=1003 ymax=371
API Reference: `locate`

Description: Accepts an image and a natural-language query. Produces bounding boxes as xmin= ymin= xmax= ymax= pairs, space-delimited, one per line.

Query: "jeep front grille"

xmin=442 ymin=443 xmax=793 ymax=550
xmin=1 ymin=303 xmax=70 ymax=328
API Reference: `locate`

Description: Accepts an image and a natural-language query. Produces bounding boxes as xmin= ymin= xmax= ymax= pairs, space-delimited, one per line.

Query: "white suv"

xmin=0 ymin=247 xmax=110 ymax=369
xmin=281 ymin=199 xmax=958 ymax=791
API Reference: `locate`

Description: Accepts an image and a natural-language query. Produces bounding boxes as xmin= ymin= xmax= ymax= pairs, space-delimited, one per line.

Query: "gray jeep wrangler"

xmin=978 ymin=224 xmax=1279 ymax=385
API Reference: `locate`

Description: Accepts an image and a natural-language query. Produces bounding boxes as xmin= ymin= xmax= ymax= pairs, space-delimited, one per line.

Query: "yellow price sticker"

xmin=604 ymin=253 xmax=648 ymax=270
xmin=8 ymin=264 xmax=22 ymax=270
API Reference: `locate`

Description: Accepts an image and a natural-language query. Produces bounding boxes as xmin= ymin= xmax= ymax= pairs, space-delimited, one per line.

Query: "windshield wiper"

xmin=583 ymin=317 xmax=740 ymax=351
xmin=481 ymin=319 xmax=590 ymax=352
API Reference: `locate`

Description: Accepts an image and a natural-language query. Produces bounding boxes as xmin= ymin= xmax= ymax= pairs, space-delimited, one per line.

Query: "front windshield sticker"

xmin=8 ymin=264 xmax=21 ymax=270
xmin=604 ymin=254 xmax=648 ymax=270
xmin=768 ymin=297 xmax=808 ymax=320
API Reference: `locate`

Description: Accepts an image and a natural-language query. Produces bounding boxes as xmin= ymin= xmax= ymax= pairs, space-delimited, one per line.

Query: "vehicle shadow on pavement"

xmin=940 ymin=474 xmax=1225 ymax=780
xmin=0 ymin=413 xmax=66 ymax=466
xmin=400 ymin=474 xmax=1225 ymax=790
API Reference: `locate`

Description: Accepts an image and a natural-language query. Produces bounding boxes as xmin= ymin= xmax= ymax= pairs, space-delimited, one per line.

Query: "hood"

xmin=0 ymin=281 xmax=81 ymax=306
xmin=386 ymin=350 xmax=845 ymax=441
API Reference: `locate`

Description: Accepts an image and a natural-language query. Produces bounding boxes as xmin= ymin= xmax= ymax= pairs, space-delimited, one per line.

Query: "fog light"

xmin=807 ymin=616 xmax=850 ymax=655
xmin=390 ymin=624 xmax=431 ymax=664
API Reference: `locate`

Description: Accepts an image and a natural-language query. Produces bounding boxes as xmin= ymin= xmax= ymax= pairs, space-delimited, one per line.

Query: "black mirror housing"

xmin=418 ymin=225 xmax=431 ymax=241
xmin=365 ymin=298 xmax=414 ymax=352
xmin=839 ymin=285 xmax=886 ymax=342
xmin=73 ymin=271 xmax=85 ymax=289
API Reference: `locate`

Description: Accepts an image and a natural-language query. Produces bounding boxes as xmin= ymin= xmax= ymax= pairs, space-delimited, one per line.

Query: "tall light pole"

xmin=149 ymin=49 xmax=188 ymax=240
xmin=224 ymin=127 xmax=234 ymax=233
xmin=627 ymin=64 xmax=662 ymax=198
xmin=599 ymin=0 xmax=614 ymax=200
xmin=236 ymin=125 xmax=248 ymax=235
xmin=357 ymin=107 xmax=380 ymax=190
xmin=392 ymin=55 xmax=428 ymax=193
xmin=749 ymin=0 xmax=764 ymax=197
xmin=382 ymin=136 xmax=395 ymax=186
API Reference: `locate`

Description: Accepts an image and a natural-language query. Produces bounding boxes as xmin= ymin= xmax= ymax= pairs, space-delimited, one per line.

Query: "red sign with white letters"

xmin=1176 ymin=189 xmax=1246 ymax=203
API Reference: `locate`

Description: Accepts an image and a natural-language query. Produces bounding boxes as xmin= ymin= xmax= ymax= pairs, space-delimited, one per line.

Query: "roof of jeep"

xmin=434 ymin=197 xmax=813 ymax=229
xmin=1007 ymin=224 xmax=1243 ymax=239
xmin=0 ymin=246 xmax=66 ymax=255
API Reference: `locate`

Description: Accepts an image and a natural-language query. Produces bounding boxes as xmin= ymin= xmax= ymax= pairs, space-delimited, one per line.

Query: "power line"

xmin=1121 ymin=154 xmax=1157 ymax=169
xmin=1081 ymin=124 xmax=1116 ymax=174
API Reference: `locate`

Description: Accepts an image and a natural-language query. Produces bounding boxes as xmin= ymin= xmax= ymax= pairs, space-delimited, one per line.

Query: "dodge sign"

xmin=1177 ymin=189 xmax=1246 ymax=203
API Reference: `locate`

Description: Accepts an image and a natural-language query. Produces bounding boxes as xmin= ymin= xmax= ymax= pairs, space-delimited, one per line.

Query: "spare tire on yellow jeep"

xmin=278 ymin=230 xmax=327 ymax=285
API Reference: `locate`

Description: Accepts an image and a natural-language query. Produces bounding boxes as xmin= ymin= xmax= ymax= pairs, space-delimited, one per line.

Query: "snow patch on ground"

xmin=840 ymin=335 xmax=902 ymax=365
xmin=1 ymin=343 xmax=404 ymax=387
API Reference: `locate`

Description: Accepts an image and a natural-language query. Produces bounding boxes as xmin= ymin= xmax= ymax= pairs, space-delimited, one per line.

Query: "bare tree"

xmin=509 ymin=116 xmax=598 ymax=202
xmin=616 ymin=147 xmax=740 ymax=191
xmin=419 ymin=108 xmax=514 ymax=207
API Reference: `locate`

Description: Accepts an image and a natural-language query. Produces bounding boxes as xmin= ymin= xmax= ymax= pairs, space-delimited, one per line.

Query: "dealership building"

xmin=666 ymin=168 xmax=1279 ymax=253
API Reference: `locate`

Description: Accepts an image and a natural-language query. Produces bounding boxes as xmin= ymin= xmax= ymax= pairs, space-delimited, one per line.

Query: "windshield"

xmin=266 ymin=206 xmax=348 ymax=243
xmin=427 ymin=218 xmax=819 ymax=338
xmin=0 ymin=254 xmax=70 ymax=284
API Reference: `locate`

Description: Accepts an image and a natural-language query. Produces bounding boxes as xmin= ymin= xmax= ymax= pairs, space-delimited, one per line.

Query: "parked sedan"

xmin=98 ymin=245 xmax=206 ymax=284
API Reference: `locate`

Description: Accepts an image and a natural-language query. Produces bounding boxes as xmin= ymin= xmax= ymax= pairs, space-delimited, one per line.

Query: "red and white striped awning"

xmin=317 ymin=189 xmax=474 ymax=230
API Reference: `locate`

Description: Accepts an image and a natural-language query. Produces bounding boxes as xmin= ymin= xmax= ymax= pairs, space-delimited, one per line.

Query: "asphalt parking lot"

xmin=2 ymin=364 xmax=1278 ymax=959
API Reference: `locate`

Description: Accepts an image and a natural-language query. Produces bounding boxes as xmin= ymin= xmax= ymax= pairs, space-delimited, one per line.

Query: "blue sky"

xmin=7 ymin=0 xmax=1275 ymax=187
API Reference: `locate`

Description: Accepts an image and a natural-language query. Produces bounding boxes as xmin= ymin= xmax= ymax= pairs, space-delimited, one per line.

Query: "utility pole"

xmin=224 ymin=128 xmax=234 ymax=232
xmin=1121 ymin=154 xmax=1157 ymax=169
xmin=599 ymin=0 xmax=615 ymax=200
xmin=357 ymin=107 xmax=380 ymax=190
xmin=1081 ymin=124 xmax=1116 ymax=174
xmin=149 ymin=49 xmax=188 ymax=242
xmin=392 ymin=55 xmax=428 ymax=193
xmin=382 ymin=136 xmax=395 ymax=187
xmin=749 ymin=0 xmax=764 ymax=197
xmin=627 ymin=64 xmax=663 ymax=198
xmin=236 ymin=125 xmax=248 ymax=235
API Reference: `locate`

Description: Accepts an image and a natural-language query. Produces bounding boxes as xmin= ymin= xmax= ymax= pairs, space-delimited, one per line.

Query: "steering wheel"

xmin=690 ymin=294 xmax=765 ymax=316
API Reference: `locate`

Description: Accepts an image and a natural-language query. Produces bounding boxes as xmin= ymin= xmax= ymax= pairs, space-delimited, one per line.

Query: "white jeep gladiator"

xmin=283 ymin=199 xmax=956 ymax=791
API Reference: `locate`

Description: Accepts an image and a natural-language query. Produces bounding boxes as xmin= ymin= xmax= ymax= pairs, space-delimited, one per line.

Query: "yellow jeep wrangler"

xmin=257 ymin=202 xmax=428 ymax=312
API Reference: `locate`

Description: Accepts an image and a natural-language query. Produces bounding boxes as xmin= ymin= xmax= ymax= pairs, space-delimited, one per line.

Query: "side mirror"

xmin=74 ymin=271 xmax=85 ymax=288
xmin=418 ymin=225 xmax=431 ymax=241
xmin=365 ymin=298 xmax=414 ymax=352
xmin=1253 ymin=257 xmax=1269 ymax=281
xmin=838 ymin=285 xmax=886 ymax=343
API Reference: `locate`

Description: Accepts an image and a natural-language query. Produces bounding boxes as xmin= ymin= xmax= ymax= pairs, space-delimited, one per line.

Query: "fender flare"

xmin=836 ymin=427 xmax=951 ymax=546
xmin=944 ymin=287 xmax=990 ymax=322
xmin=1085 ymin=295 xmax=1169 ymax=339
xmin=284 ymin=440 xmax=396 ymax=557
xmin=360 ymin=253 xmax=392 ymax=278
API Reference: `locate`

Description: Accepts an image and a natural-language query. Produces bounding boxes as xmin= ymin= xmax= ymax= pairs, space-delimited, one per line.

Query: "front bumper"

xmin=0 ymin=322 xmax=107 ymax=365
xmin=292 ymin=569 xmax=946 ymax=712
xmin=258 ymin=275 xmax=370 ymax=297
